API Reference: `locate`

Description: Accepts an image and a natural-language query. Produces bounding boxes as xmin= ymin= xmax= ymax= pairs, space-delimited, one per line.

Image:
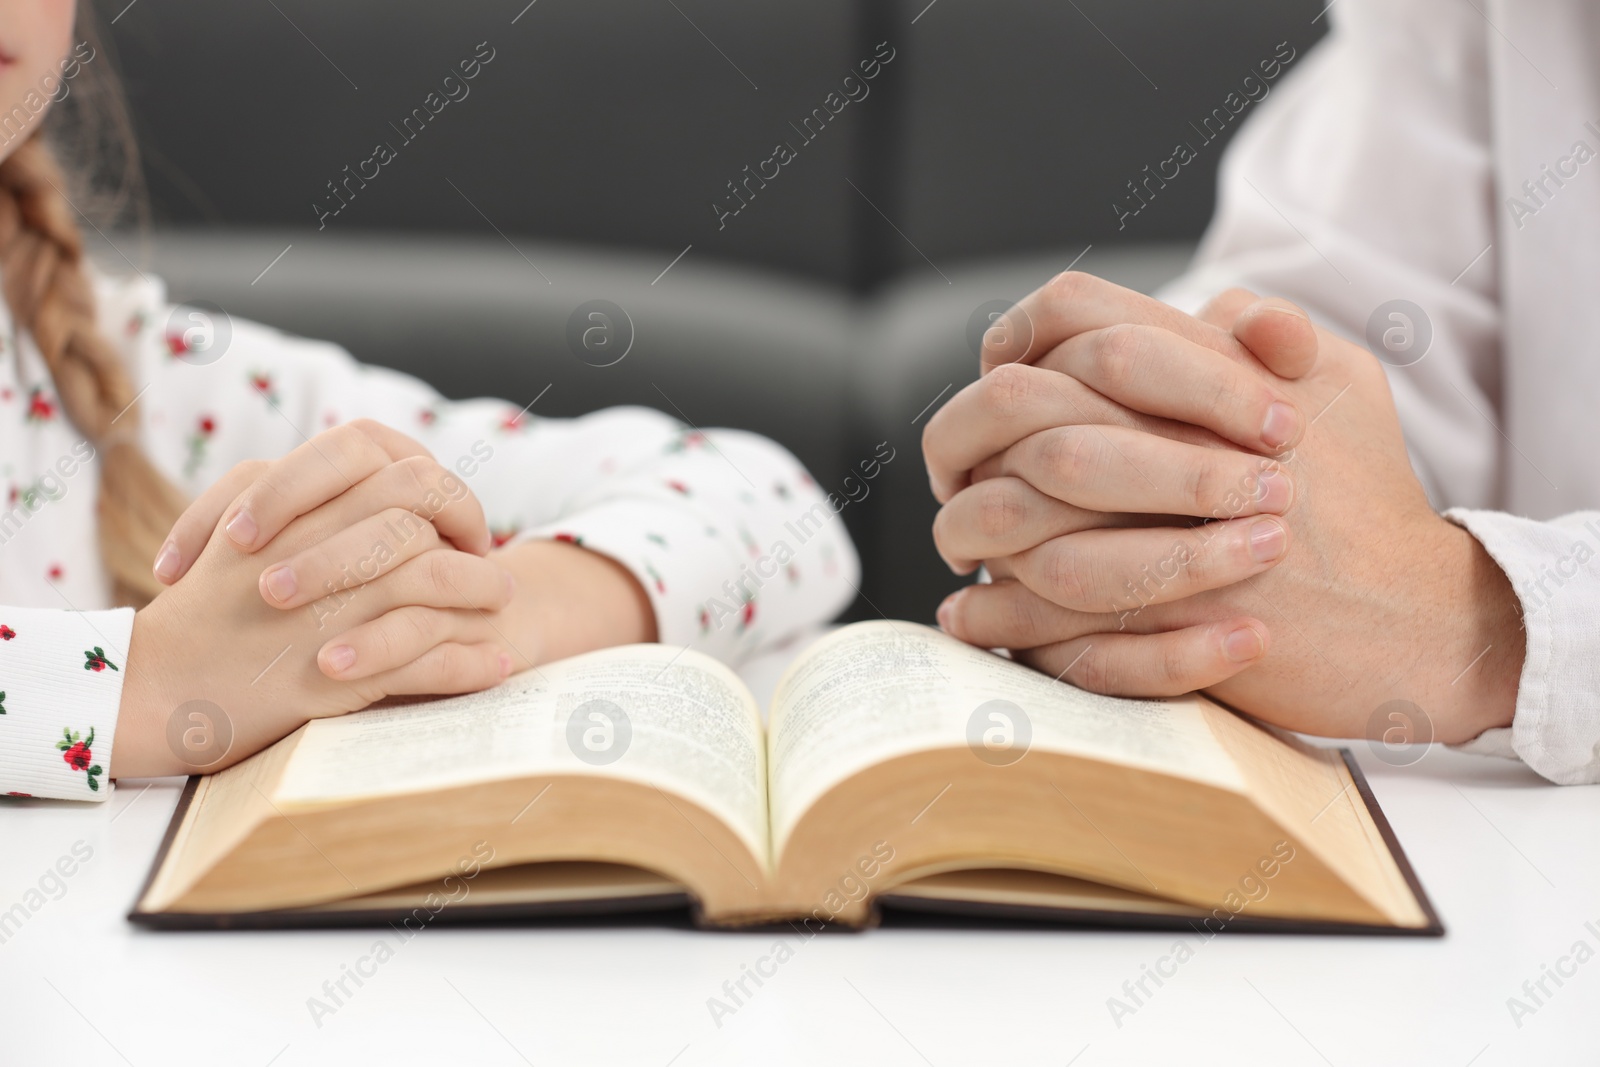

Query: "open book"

xmin=130 ymin=622 xmax=1440 ymax=934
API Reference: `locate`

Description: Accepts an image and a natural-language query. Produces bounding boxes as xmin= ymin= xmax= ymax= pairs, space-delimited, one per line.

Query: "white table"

xmin=2 ymin=743 xmax=1594 ymax=1067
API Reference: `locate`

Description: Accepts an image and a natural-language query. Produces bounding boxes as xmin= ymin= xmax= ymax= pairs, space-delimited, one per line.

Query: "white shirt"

xmin=1158 ymin=0 xmax=1600 ymax=783
xmin=0 ymin=269 xmax=859 ymax=801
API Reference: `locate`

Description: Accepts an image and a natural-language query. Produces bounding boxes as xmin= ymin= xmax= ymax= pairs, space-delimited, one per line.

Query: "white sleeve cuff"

xmin=520 ymin=496 xmax=756 ymax=662
xmin=1445 ymin=508 xmax=1600 ymax=784
xmin=0 ymin=607 xmax=134 ymax=801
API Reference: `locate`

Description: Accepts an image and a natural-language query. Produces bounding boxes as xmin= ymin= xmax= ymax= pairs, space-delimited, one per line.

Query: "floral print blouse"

xmin=0 ymin=268 xmax=858 ymax=801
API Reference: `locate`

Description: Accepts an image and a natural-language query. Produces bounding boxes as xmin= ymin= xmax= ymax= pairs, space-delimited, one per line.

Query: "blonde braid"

xmin=0 ymin=136 xmax=186 ymax=607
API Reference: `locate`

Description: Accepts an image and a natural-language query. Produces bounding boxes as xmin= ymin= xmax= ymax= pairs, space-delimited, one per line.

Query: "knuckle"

xmin=1175 ymin=531 xmax=1220 ymax=589
xmin=1182 ymin=453 xmax=1226 ymax=514
xmin=1092 ymin=324 xmax=1146 ymax=392
xmin=345 ymin=420 xmax=395 ymax=466
xmin=396 ymin=454 xmax=437 ymax=501
xmin=383 ymin=506 xmax=439 ymax=549
xmin=1070 ymin=647 xmax=1117 ymax=694
xmin=1157 ymin=639 xmax=1193 ymax=688
xmin=424 ymin=550 xmax=459 ymax=601
xmin=1002 ymin=587 xmax=1046 ymax=646
xmin=1207 ymin=367 xmax=1254 ymax=422
xmin=1200 ymin=287 xmax=1257 ymax=321
xmin=322 ymin=420 xmax=369 ymax=458
xmin=1046 ymin=270 xmax=1095 ymax=307
xmin=979 ymin=362 xmax=1037 ymax=421
xmin=245 ymin=469 xmax=294 ymax=512
xmin=430 ymin=642 xmax=464 ymax=681
xmin=298 ymin=546 xmax=339 ymax=588
xmin=975 ymin=480 xmax=1027 ymax=542
xmin=437 ymin=643 xmax=483 ymax=684
xmin=371 ymin=618 xmax=405 ymax=665
xmin=1037 ymin=425 xmax=1095 ymax=485
xmin=346 ymin=417 xmax=387 ymax=443
xmin=401 ymin=606 xmax=434 ymax=649
xmin=1039 ymin=542 xmax=1097 ymax=609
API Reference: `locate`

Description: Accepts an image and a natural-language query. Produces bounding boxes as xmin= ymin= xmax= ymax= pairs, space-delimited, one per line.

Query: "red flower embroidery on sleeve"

xmin=56 ymin=728 xmax=104 ymax=791
xmin=250 ymin=372 xmax=281 ymax=406
xmin=25 ymin=387 xmax=55 ymax=422
xmin=82 ymin=647 xmax=119 ymax=672
xmin=666 ymin=480 xmax=690 ymax=495
xmin=185 ymin=416 xmax=217 ymax=478
xmin=46 ymin=564 xmax=63 ymax=582
xmin=665 ymin=430 xmax=706 ymax=453
xmin=644 ymin=562 xmax=665 ymax=595
xmin=0 ymin=624 xmax=15 ymax=640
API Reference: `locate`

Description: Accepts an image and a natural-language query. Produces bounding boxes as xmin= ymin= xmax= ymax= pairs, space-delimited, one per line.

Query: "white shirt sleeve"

xmin=0 ymin=607 xmax=133 ymax=800
xmin=1443 ymin=509 xmax=1600 ymax=785
xmin=102 ymin=272 xmax=859 ymax=669
xmin=1152 ymin=2 xmax=1599 ymax=783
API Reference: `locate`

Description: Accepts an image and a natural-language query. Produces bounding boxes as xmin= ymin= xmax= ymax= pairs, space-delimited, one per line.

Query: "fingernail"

xmin=327 ymin=645 xmax=356 ymax=673
xmin=1260 ymin=401 xmax=1300 ymax=449
xmin=1248 ymin=518 xmax=1287 ymax=563
xmin=499 ymin=652 xmax=513 ymax=677
xmin=152 ymin=541 xmax=181 ymax=582
xmin=937 ymin=594 xmax=956 ymax=631
xmin=226 ymin=508 xmax=259 ymax=547
xmin=1223 ymin=626 xmax=1265 ymax=663
xmin=262 ymin=565 xmax=298 ymax=603
xmin=1254 ymin=469 xmax=1293 ymax=512
xmin=1256 ymin=302 xmax=1310 ymax=321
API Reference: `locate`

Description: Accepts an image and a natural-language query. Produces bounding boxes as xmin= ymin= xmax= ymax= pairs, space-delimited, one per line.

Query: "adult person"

xmin=926 ymin=0 xmax=1598 ymax=784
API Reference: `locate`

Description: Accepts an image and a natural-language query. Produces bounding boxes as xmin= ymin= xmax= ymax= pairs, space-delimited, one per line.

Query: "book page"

xmin=273 ymin=644 xmax=770 ymax=861
xmin=766 ymin=621 xmax=1245 ymax=853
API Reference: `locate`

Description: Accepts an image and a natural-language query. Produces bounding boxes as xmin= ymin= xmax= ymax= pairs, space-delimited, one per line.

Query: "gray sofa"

xmin=93 ymin=0 xmax=1326 ymax=621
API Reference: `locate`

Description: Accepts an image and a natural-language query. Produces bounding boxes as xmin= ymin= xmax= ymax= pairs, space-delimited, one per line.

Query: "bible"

xmin=130 ymin=621 xmax=1441 ymax=935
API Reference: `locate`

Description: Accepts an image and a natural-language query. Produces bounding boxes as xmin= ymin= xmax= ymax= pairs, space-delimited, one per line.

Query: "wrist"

xmin=108 ymin=611 xmax=186 ymax=779
xmin=1427 ymin=522 xmax=1524 ymax=743
xmin=490 ymin=539 xmax=658 ymax=667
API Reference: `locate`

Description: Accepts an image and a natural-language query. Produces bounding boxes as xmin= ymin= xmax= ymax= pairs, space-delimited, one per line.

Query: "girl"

xmin=0 ymin=3 xmax=856 ymax=801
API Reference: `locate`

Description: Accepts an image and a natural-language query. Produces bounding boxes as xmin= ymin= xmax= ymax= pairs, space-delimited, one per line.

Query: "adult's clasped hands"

xmin=925 ymin=272 xmax=1524 ymax=745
